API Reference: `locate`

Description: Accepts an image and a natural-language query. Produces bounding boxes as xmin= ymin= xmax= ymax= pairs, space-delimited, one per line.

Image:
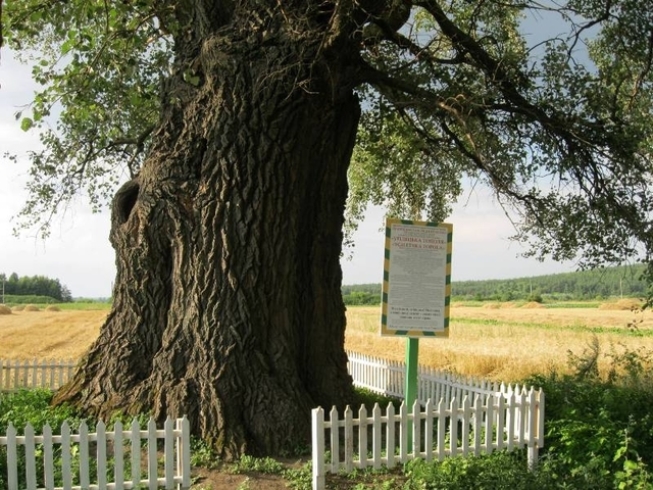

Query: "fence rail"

xmin=0 ymin=416 xmax=191 ymax=490
xmin=312 ymin=389 xmax=544 ymax=490
xmin=0 ymin=360 xmax=75 ymax=392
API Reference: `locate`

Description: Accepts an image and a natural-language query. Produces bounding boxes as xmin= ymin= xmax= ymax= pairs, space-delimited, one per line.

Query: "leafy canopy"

xmin=3 ymin=0 xmax=653 ymax=288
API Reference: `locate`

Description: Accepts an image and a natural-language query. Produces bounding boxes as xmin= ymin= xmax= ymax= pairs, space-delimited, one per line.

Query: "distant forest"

xmin=341 ymin=264 xmax=649 ymax=305
xmin=1 ymin=272 xmax=73 ymax=303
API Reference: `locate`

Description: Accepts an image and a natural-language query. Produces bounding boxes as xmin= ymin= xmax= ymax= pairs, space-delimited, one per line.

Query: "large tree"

xmin=3 ymin=0 xmax=653 ymax=456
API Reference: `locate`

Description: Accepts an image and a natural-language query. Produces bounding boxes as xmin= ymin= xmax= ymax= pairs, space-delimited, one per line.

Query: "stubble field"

xmin=1 ymin=302 xmax=651 ymax=382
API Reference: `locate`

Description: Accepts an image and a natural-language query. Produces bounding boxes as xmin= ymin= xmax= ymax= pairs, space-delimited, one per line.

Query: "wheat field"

xmin=1 ymin=304 xmax=652 ymax=382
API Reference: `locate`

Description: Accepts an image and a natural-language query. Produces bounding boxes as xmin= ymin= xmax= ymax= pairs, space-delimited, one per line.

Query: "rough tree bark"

xmin=55 ymin=2 xmax=364 ymax=457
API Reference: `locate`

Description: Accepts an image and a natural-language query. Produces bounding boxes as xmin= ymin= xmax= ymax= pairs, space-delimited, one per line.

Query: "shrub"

xmin=3 ymin=295 xmax=59 ymax=305
xmin=527 ymin=292 xmax=543 ymax=303
xmin=524 ymin=340 xmax=653 ymax=488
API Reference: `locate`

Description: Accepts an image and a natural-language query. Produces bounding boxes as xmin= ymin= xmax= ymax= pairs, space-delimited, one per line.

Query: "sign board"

xmin=380 ymin=219 xmax=453 ymax=338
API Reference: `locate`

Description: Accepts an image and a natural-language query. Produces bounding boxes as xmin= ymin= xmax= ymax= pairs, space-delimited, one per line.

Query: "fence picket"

xmin=472 ymin=396 xmax=482 ymax=457
xmin=311 ymin=407 xmax=325 ymax=490
xmin=450 ymin=399 xmax=458 ymax=458
xmin=461 ymin=397 xmax=470 ymax=457
xmin=6 ymin=423 xmax=17 ymax=490
xmin=79 ymin=420 xmax=90 ymax=489
xmin=412 ymin=400 xmax=420 ymax=458
xmin=485 ymin=395 xmax=494 ymax=453
xmin=114 ymin=420 xmax=125 ymax=490
xmin=436 ymin=398 xmax=445 ymax=461
xmin=43 ymin=424 xmax=54 ymax=490
xmin=358 ymin=405 xmax=367 ymax=469
xmin=61 ymin=421 xmax=72 ymax=490
xmin=372 ymin=404 xmax=382 ymax=469
xmin=147 ymin=418 xmax=157 ymax=490
xmin=130 ymin=418 xmax=141 ymax=487
xmin=424 ymin=399 xmax=434 ymax=462
xmin=386 ymin=403 xmax=395 ymax=469
xmin=329 ymin=406 xmax=339 ymax=474
xmin=344 ymin=406 xmax=353 ymax=472
xmin=97 ymin=420 xmax=107 ymax=490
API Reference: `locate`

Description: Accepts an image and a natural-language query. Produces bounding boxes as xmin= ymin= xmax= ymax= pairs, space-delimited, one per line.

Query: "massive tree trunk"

xmin=55 ymin=4 xmax=362 ymax=457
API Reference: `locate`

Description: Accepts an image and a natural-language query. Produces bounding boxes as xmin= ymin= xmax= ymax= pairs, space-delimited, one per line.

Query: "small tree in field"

xmin=3 ymin=0 xmax=653 ymax=456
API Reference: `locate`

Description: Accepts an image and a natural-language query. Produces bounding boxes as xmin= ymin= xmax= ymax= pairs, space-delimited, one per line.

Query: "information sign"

xmin=380 ymin=219 xmax=453 ymax=337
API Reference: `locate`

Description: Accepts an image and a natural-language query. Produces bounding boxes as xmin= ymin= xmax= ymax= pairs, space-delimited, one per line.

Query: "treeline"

xmin=341 ymin=283 xmax=380 ymax=305
xmin=342 ymin=264 xmax=649 ymax=304
xmin=451 ymin=264 xmax=648 ymax=301
xmin=0 ymin=272 xmax=73 ymax=303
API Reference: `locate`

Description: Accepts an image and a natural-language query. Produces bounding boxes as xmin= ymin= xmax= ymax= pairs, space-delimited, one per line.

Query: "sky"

xmin=0 ymin=46 xmax=577 ymax=299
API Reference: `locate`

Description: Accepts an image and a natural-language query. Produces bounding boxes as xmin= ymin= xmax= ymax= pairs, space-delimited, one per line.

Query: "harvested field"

xmin=2 ymin=304 xmax=652 ymax=383
xmin=345 ymin=305 xmax=653 ymax=382
xmin=0 ymin=310 xmax=105 ymax=360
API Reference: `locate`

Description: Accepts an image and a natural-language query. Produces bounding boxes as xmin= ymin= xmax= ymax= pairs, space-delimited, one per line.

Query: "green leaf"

xmin=20 ymin=117 xmax=34 ymax=132
xmin=183 ymin=70 xmax=201 ymax=86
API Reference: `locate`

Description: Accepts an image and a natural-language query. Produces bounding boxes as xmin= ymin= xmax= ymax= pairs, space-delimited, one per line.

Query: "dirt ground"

xmin=192 ymin=466 xmax=295 ymax=490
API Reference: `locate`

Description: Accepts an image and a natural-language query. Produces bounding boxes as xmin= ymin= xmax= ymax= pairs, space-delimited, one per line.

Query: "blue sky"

xmin=0 ymin=47 xmax=577 ymax=298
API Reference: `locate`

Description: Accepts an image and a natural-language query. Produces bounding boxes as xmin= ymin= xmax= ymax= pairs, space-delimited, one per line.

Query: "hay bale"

xmin=23 ymin=304 xmax=41 ymax=312
xmin=12 ymin=305 xmax=25 ymax=311
xmin=521 ymin=301 xmax=544 ymax=309
xmin=599 ymin=298 xmax=643 ymax=310
xmin=500 ymin=302 xmax=516 ymax=309
xmin=45 ymin=305 xmax=61 ymax=312
xmin=482 ymin=302 xmax=501 ymax=309
xmin=0 ymin=305 xmax=12 ymax=315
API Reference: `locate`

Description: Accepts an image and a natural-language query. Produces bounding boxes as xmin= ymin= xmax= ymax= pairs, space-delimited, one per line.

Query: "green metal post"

xmin=405 ymin=337 xmax=419 ymax=448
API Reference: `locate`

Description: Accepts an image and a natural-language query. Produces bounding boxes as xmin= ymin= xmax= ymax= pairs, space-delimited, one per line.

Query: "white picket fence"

xmin=312 ymin=389 xmax=544 ymax=490
xmin=347 ymin=350 xmax=516 ymax=408
xmin=0 ymin=416 xmax=191 ymax=490
xmin=0 ymin=360 xmax=75 ymax=392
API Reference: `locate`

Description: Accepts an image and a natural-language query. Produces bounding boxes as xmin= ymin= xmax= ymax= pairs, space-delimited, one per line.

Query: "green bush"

xmin=403 ymin=452 xmax=561 ymax=489
xmin=523 ymin=340 xmax=653 ymax=488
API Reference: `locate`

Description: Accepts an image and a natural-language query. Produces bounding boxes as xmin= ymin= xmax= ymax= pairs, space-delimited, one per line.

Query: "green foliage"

xmin=352 ymin=388 xmax=401 ymax=412
xmin=4 ymin=0 xmax=172 ymax=236
xmin=345 ymin=264 xmax=649 ymax=304
xmin=343 ymin=291 xmax=380 ymax=306
xmin=0 ymin=389 xmax=81 ymax=433
xmin=230 ymin=455 xmax=285 ymax=475
xmin=282 ymin=462 xmax=312 ymax=490
xmin=524 ymin=341 xmax=653 ymax=488
xmin=452 ymin=264 xmax=647 ymax=301
xmin=190 ymin=438 xmax=221 ymax=469
xmin=3 ymin=294 xmax=60 ymax=304
xmin=402 ymin=452 xmax=551 ymax=489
